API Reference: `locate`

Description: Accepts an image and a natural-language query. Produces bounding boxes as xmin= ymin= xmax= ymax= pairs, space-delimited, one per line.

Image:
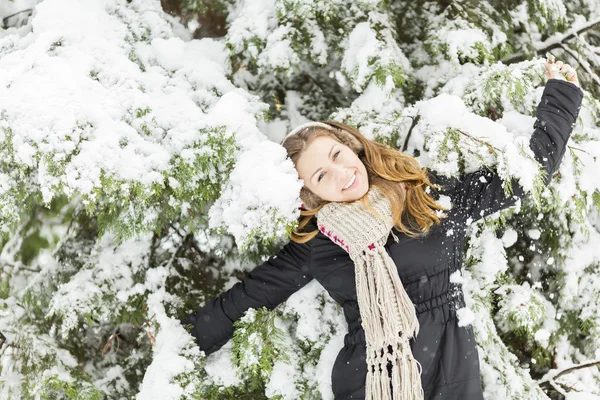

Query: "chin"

xmin=346 ymin=187 xmax=368 ymax=202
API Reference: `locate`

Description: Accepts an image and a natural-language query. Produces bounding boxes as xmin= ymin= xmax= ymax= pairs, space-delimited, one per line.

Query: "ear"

xmin=334 ymin=129 xmax=364 ymax=155
xmin=300 ymin=186 xmax=322 ymax=210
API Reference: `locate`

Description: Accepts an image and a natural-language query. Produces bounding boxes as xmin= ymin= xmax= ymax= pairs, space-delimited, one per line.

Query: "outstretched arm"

xmin=182 ymin=239 xmax=313 ymax=355
xmin=431 ymin=77 xmax=584 ymax=223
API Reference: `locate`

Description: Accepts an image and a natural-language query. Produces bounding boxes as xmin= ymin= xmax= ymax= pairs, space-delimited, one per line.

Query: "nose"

xmin=335 ymin=165 xmax=351 ymax=187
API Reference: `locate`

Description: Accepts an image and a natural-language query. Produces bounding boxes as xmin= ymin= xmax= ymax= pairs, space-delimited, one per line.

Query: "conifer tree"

xmin=1 ymin=0 xmax=599 ymax=399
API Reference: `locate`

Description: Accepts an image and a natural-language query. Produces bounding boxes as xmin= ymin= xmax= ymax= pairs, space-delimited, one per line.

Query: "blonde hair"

xmin=281 ymin=121 xmax=449 ymax=243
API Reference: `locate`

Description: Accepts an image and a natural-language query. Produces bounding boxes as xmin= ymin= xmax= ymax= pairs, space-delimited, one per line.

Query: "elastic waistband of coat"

xmin=343 ymin=290 xmax=464 ymax=346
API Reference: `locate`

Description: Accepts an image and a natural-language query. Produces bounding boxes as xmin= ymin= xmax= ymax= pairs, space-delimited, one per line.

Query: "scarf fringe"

xmin=316 ymin=185 xmax=424 ymax=400
xmin=359 ymin=243 xmax=424 ymax=400
xmin=365 ymin=342 xmax=424 ymax=400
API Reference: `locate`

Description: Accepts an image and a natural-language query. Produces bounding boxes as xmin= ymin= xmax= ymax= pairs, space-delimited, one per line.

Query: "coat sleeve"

xmin=182 ymin=238 xmax=314 ymax=355
xmin=431 ymin=78 xmax=584 ymax=223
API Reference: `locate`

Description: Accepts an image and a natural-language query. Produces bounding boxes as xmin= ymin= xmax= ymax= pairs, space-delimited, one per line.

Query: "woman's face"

xmin=295 ymin=135 xmax=369 ymax=204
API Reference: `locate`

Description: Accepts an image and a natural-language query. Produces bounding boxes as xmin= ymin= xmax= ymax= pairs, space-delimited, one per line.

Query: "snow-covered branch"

xmin=538 ymin=359 xmax=600 ymax=396
xmin=504 ymin=16 xmax=600 ymax=63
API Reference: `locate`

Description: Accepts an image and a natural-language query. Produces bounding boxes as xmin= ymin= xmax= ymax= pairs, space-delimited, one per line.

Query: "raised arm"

xmin=430 ymin=78 xmax=584 ymax=223
xmin=182 ymin=239 xmax=314 ymax=355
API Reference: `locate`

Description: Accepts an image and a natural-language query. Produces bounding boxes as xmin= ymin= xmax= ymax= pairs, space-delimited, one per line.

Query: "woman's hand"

xmin=544 ymin=58 xmax=580 ymax=88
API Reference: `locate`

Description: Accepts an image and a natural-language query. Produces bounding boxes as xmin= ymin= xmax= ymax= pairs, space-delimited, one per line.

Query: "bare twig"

xmin=548 ymin=360 xmax=600 ymax=382
xmin=402 ymin=114 xmax=421 ymax=152
xmin=146 ymin=331 xmax=156 ymax=347
xmin=539 ymin=359 xmax=600 ymax=394
xmin=138 ymin=313 xmax=157 ymax=348
xmin=16 ymin=264 xmax=40 ymax=273
xmin=102 ymin=331 xmax=121 ymax=356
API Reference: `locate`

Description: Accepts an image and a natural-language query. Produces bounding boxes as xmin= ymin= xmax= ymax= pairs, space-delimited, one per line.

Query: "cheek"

xmin=359 ymin=163 xmax=368 ymax=180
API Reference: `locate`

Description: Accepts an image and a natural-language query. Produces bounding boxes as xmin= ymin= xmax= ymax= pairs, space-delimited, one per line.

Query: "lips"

xmin=342 ymin=172 xmax=358 ymax=191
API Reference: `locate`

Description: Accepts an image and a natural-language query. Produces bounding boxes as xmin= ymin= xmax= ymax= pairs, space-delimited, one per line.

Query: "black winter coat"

xmin=184 ymin=79 xmax=583 ymax=399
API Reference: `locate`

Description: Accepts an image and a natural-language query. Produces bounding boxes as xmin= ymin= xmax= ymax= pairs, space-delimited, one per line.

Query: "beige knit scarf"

xmin=316 ymin=185 xmax=424 ymax=400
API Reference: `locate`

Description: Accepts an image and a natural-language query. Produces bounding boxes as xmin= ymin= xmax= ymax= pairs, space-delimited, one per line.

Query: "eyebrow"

xmin=311 ymin=144 xmax=336 ymax=182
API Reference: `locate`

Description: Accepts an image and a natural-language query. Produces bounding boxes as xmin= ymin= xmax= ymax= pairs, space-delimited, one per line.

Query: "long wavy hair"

xmin=281 ymin=121 xmax=449 ymax=244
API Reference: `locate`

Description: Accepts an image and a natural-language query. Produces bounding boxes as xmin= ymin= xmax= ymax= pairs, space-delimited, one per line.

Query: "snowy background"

xmin=0 ymin=0 xmax=600 ymax=399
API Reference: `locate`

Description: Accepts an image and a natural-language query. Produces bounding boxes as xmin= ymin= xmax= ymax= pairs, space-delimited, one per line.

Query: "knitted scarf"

xmin=316 ymin=185 xmax=424 ymax=400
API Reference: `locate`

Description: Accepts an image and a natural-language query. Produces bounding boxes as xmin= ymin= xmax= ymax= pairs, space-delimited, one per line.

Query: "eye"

xmin=317 ymin=150 xmax=340 ymax=183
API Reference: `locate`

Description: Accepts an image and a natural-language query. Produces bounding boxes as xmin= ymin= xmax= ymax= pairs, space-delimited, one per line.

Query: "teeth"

xmin=343 ymin=173 xmax=356 ymax=190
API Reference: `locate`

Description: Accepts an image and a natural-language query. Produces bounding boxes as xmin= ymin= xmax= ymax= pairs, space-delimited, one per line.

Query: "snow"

xmin=314 ymin=328 xmax=346 ymax=400
xmin=151 ymin=38 xmax=185 ymax=71
xmin=566 ymin=393 xmax=600 ymax=400
xmin=203 ymin=342 xmax=242 ymax=387
xmin=1 ymin=0 xmax=600 ymax=399
xmin=208 ymin=138 xmax=303 ymax=250
xmin=137 ymin=290 xmax=201 ymax=400
xmin=501 ymin=227 xmax=518 ymax=247
xmin=342 ymin=22 xmax=381 ymax=91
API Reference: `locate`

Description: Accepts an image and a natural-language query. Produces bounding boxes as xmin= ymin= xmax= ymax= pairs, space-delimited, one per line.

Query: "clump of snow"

xmin=137 ymin=289 xmax=201 ymax=400
xmin=208 ymin=139 xmax=303 ymax=250
xmin=501 ymin=227 xmax=518 ymax=247
xmin=456 ymin=306 xmax=475 ymax=327
xmin=203 ymin=342 xmax=242 ymax=387
xmin=342 ymin=22 xmax=381 ymax=91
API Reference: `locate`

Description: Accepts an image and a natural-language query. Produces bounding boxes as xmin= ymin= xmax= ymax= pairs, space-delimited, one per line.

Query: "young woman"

xmin=182 ymin=59 xmax=583 ymax=399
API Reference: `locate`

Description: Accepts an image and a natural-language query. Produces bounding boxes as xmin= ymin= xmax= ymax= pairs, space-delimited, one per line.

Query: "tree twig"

xmin=559 ymin=43 xmax=600 ymax=87
xmin=586 ymin=30 xmax=600 ymax=42
xmin=170 ymin=223 xmax=205 ymax=258
xmin=535 ymin=17 xmax=600 ymax=52
xmin=539 ymin=359 xmax=600 ymax=388
xmin=568 ymin=145 xmax=590 ymax=155
xmin=102 ymin=330 xmax=122 ymax=356
xmin=402 ymin=114 xmax=421 ymax=152
xmin=456 ymin=129 xmax=503 ymax=154
xmin=1 ymin=9 xmax=33 ymax=29
xmin=503 ymin=17 xmax=600 ymax=63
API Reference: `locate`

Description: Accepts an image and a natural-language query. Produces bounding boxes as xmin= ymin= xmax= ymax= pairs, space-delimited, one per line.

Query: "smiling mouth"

xmin=342 ymin=172 xmax=357 ymax=191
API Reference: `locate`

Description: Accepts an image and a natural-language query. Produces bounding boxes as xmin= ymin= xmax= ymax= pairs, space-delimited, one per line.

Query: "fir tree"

xmin=0 ymin=0 xmax=599 ymax=399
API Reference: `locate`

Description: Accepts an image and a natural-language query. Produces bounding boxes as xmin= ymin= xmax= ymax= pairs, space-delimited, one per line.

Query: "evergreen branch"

xmin=558 ymin=43 xmax=600 ymax=87
xmin=568 ymin=145 xmax=591 ymax=155
xmin=0 ymin=331 xmax=20 ymax=350
xmin=504 ymin=17 xmax=600 ymax=63
xmin=587 ymin=31 xmax=600 ymax=42
xmin=139 ymin=312 xmax=158 ymax=348
xmin=577 ymin=35 xmax=600 ymax=67
xmin=456 ymin=129 xmax=502 ymax=154
xmin=546 ymin=378 xmax=569 ymax=397
xmin=170 ymin=223 xmax=205 ymax=258
xmin=538 ymin=359 xmax=600 ymax=391
xmin=535 ymin=17 xmax=600 ymax=52
xmin=1 ymin=9 xmax=33 ymax=29
xmin=10 ymin=262 xmax=40 ymax=273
